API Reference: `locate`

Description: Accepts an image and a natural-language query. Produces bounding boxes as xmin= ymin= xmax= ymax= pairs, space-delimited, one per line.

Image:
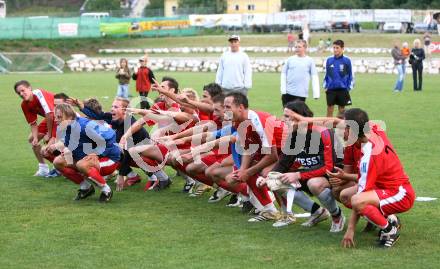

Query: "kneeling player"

xmin=50 ymin=104 xmax=121 ymax=202
xmin=341 ymin=108 xmax=415 ymax=248
xmin=270 ymin=101 xmax=345 ymax=232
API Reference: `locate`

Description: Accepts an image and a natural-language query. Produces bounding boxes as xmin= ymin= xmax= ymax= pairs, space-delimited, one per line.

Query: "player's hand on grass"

xmin=341 ymin=229 xmax=355 ymax=248
xmin=116 ymin=175 xmax=125 ymax=192
xmin=280 ymin=172 xmax=300 ymax=185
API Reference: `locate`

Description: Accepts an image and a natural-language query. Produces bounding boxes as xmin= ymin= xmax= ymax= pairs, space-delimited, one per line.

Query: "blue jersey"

xmin=59 ymin=117 xmax=121 ymax=162
xmin=323 ymin=55 xmax=354 ymax=91
xmin=212 ymin=125 xmax=242 ymax=168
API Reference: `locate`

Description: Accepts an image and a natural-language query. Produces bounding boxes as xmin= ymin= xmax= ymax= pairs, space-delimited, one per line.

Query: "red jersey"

xmin=146 ymin=101 xmax=180 ymax=126
xmin=134 ymin=66 xmax=154 ymax=93
xmin=235 ymin=110 xmax=285 ymax=158
xmin=198 ymin=110 xmax=223 ymax=129
xmin=21 ymin=89 xmax=54 ymax=125
xmin=357 ymin=124 xmax=409 ymax=192
xmin=343 ymin=143 xmax=362 ymax=174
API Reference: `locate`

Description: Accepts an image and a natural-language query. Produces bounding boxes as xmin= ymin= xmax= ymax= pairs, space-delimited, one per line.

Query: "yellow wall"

xmin=226 ymin=0 xmax=281 ymax=14
xmin=164 ymin=0 xmax=179 ymax=17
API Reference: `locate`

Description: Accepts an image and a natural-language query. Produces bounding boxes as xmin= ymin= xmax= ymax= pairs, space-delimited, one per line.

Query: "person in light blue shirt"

xmin=280 ymin=39 xmax=320 ymax=107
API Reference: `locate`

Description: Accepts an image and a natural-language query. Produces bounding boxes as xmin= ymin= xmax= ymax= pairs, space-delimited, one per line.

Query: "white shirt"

xmin=215 ymin=49 xmax=252 ymax=90
xmin=280 ymin=55 xmax=320 ymax=98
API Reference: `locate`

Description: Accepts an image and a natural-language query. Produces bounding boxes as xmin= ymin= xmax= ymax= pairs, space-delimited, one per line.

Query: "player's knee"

xmin=351 ymin=194 xmax=365 ymax=213
xmin=308 ymin=180 xmax=326 ymax=195
xmin=53 ymin=156 xmax=65 ymax=169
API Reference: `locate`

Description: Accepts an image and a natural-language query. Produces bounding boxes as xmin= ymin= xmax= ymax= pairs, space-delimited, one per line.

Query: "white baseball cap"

xmin=228 ymin=35 xmax=240 ymax=41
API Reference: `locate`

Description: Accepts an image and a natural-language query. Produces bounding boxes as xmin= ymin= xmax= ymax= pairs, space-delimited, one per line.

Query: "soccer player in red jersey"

xmin=340 ymin=108 xmax=415 ymax=248
xmin=14 ymin=80 xmax=56 ymax=177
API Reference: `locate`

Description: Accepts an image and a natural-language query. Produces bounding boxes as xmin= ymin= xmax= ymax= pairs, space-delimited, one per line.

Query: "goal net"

xmin=0 ymin=52 xmax=65 ymax=73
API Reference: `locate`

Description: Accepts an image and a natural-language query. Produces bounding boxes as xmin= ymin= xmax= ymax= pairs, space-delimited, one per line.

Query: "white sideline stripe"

xmin=415 ymin=197 xmax=437 ymax=202
xmin=380 ymin=186 xmax=406 ymax=208
xmin=100 ymin=159 xmax=115 ymax=168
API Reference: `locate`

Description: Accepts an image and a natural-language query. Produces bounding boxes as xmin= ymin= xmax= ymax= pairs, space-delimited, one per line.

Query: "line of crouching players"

xmin=15 ymin=77 xmax=415 ymax=249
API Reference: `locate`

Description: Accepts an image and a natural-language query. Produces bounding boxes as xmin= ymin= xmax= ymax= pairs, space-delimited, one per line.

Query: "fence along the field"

xmin=0 ymin=16 xmax=196 ymax=40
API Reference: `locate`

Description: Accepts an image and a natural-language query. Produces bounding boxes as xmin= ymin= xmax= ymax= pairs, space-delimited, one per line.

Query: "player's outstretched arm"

xmin=341 ymin=211 xmax=360 ymax=248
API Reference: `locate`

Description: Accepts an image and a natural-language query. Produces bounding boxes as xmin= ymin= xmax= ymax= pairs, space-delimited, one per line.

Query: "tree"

xmin=87 ymin=0 xmax=120 ymax=11
xmin=148 ymin=0 xmax=164 ymax=9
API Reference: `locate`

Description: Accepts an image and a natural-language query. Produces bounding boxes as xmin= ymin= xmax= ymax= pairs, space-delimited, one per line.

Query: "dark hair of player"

xmin=333 ymin=39 xmax=345 ymax=48
xmin=344 ymin=108 xmax=370 ymax=138
xmin=285 ymin=100 xmax=314 ymax=117
xmin=212 ymin=93 xmax=225 ymax=104
xmin=225 ymin=92 xmax=248 ymax=109
xmin=54 ymin=93 xmax=69 ymax=100
xmin=203 ymin=83 xmax=222 ymax=97
xmin=162 ymin=76 xmax=179 ymax=94
xmin=14 ymin=80 xmax=31 ymax=93
xmin=84 ymin=98 xmax=103 ymax=116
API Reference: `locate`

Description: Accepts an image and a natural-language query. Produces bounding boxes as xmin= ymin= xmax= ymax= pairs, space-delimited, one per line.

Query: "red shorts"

xmin=99 ymin=157 xmax=120 ymax=176
xmin=375 ymin=183 xmax=415 ymax=216
xmin=201 ymin=152 xmax=230 ymax=167
xmin=38 ymin=119 xmax=57 ymax=137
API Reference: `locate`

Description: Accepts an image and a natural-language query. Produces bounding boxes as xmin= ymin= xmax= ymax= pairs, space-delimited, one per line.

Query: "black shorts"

xmin=282 ymin=94 xmax=306 ymax=107
xmin=326 ymin=90 xmax=352 ymax=107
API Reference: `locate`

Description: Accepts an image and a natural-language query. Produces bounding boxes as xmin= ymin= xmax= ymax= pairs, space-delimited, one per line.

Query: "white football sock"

xmin=80 ymin=180 xmax=92 ymax=190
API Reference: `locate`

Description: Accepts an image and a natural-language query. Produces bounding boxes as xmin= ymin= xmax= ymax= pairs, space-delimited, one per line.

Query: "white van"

xmin=80 ymin=12 xmax=109 ymax=19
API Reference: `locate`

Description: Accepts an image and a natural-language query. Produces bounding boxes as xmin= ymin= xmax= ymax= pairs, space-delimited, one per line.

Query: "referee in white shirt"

xmin=280 ymin=40 xmax=320 ymax=107
xmin=215 ymin=35 xmax=252 ymax=96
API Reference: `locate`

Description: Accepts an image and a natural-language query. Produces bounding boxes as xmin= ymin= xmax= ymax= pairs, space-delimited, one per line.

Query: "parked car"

xmin=331 ymin=21 xmax=360 ymax=33
xmin=80 ymin=12 xmax=109 ymax=19
xmin=412 ymin=23 xmax=438 ymax=33
xmin=382 ymin=22 xmax=404 ymax=33
xmin=308 ymin=21 xmax=332 ymax=32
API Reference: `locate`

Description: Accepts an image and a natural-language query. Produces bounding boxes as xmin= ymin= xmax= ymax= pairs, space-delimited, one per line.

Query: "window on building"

xmin=248 ymin=4 xmax=255 ymax=11
xmin=235 ymin=5 xmax=239 ymax=11
xmin=172 ymin=6 xmax=177 ymax=14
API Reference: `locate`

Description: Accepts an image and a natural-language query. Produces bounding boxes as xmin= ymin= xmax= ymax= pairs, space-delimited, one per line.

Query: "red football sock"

xmin=217 ymin=180 xmax=248 ymax=196
xmin=87 ymin=167 xmax=106 ymax=187
xmin=360 ymin=204 xmax=388 ymax=229
xmin=194 ymin=173 xmax=214 ymax=186
xmin=61 ymin=167 xmax=83 ymax=185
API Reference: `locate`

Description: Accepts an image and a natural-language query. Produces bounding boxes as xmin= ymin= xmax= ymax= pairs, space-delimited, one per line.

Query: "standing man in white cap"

xmin=216 ymin=35 xmax=252 ymax=96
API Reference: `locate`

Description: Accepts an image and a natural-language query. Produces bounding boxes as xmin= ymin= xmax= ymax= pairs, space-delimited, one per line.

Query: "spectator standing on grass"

xmin=287 ymin=30 xmax=296 ymax=53
xmin=409 ymin=39 xmax=425 ymax=91
xmin=280 ymin=40 xmax=320 ymax=107
xmin=423 ymin=32 xmax=432 ymax=61
xmin=215 ymin=35 xmax=252 ymax=96
xmin=391 ymin=41 xmax=406 ymax=92
xmin=323 ymin=39 xmax=354 ymax=117
xmin=115 ymin=58 xmax=131 ymax=98
xmin=132 ymin=55 xmax=155 ymax=109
